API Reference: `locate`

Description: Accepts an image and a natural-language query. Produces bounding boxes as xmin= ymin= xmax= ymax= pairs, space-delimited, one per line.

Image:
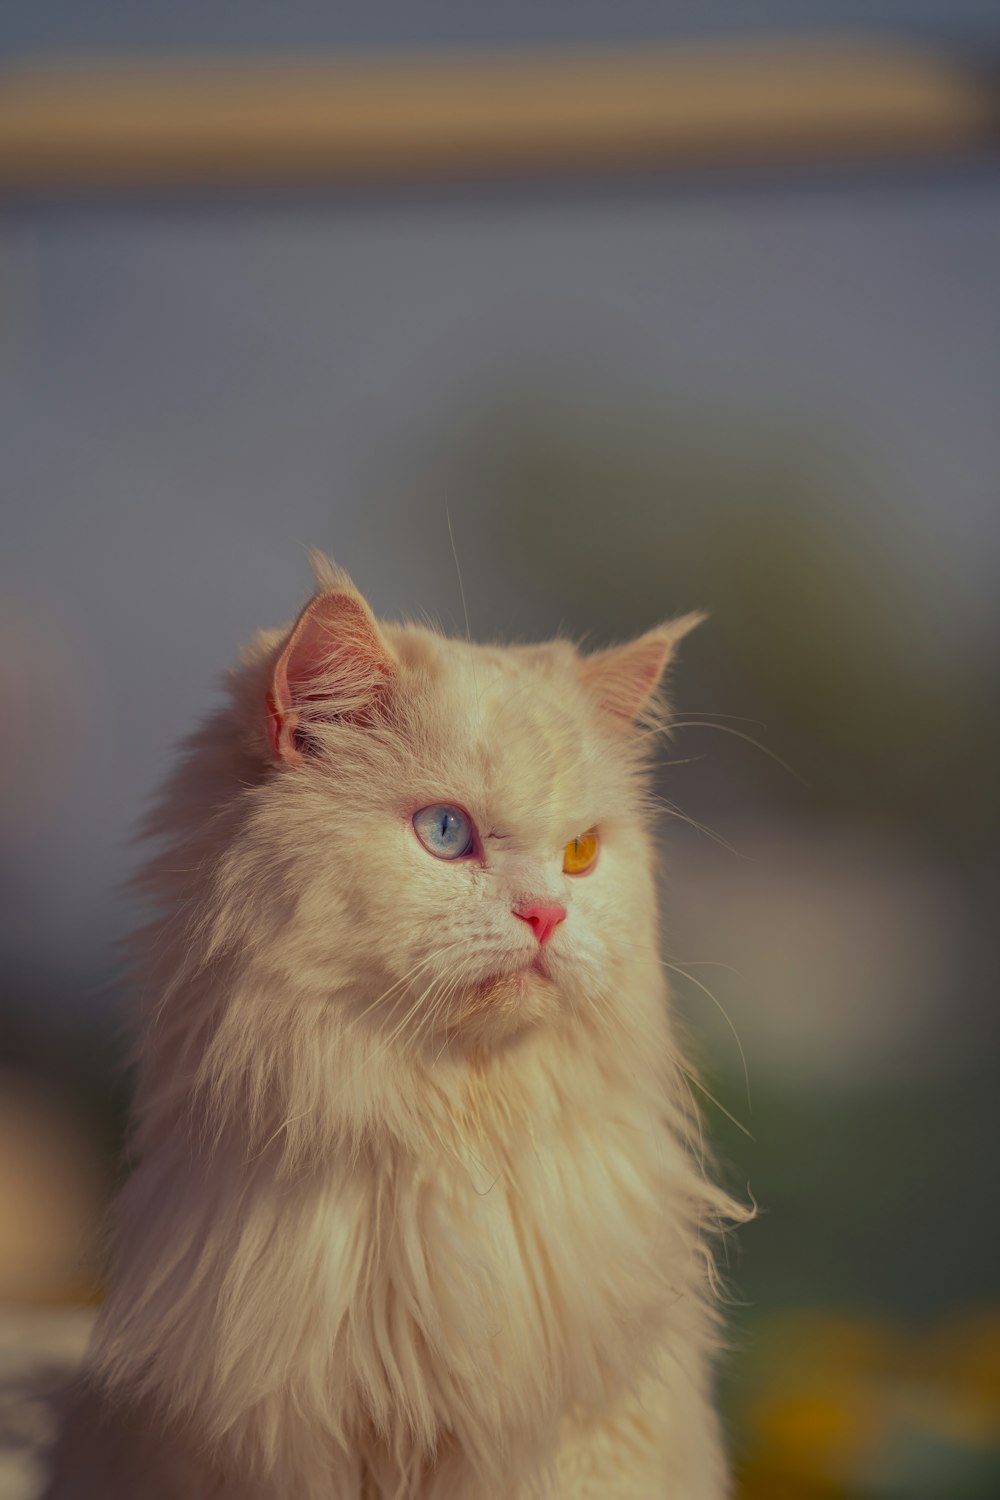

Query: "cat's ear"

xmin=266 ymin=563 xmax=396 ymax=766
xmin=579 ymin=613 xmax=704 ymax=725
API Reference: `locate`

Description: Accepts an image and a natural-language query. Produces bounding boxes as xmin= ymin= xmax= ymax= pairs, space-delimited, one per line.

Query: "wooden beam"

xmin=0 ymin=41 xmax=996 ymax=193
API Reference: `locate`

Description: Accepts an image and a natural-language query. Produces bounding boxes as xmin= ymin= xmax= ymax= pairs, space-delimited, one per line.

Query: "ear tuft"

xmin=267 ymin=576 xmax=395 ymax=766
xmin=307 ymin=547 xmax=352 ymax=593
xmin=579 ymin=612 xmax=705 ymax=725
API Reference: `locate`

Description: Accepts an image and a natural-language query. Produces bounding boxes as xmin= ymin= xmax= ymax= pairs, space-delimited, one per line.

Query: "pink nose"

xmin=513 ymin=900 xmax=567 ymax=946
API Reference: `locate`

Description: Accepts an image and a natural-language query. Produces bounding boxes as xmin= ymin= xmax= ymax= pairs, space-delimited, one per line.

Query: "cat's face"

xmin=246 ymin=560 xmax=697 ymax=1052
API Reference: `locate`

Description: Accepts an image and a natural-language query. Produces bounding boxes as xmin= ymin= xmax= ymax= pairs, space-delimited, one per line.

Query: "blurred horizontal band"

xmin=0 ymin=40 xmax=997 ymax=193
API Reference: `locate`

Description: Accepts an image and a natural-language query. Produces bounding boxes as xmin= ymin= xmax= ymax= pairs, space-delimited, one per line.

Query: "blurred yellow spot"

xmin=735 ymin=1308 xmax=1000 ymax=1494
xmin=756 ymin=1391 xmax=881 ymax=1469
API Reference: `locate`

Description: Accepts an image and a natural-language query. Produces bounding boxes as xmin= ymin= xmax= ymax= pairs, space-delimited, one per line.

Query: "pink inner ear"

xmin=581 ymin=634 xmax=672 ymax=724
xmin=265 ymin=689 xmax=288 ymax=762
xmin=267 ymin=591 xmax=394 ymax=765
xmin=580 ymin=615 xmax=703 ymax=726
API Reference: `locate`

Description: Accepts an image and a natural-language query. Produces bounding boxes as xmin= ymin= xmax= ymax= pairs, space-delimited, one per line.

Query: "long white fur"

xmin=46 ymin=557 xmax=745 ymax=1500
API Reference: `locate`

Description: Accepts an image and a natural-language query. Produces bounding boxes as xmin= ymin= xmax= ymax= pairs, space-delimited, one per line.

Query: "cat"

xmin=45 ymin=552 xmax=746 ymax=1499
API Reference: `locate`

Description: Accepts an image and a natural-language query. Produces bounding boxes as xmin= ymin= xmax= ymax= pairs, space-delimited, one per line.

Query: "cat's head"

xmin=228 ymin=553 xmax=700 ymax=1053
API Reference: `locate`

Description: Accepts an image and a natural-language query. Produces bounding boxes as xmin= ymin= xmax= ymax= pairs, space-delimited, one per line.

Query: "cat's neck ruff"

xmin=93 ymin=964 xmax=715 ymax=1498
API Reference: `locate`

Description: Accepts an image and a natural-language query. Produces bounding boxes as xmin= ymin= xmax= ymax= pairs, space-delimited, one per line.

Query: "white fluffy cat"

xmin=46 ymin=555 xmax=745 ymax=1499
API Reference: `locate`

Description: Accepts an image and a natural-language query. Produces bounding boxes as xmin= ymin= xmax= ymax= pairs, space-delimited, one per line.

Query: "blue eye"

xmin=412 ymin=804 xmax=476 ymax=860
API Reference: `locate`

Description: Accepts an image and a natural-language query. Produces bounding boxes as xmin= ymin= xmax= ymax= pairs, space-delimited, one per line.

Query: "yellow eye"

xmin=563 ymin=828 xmax=599 ymax=875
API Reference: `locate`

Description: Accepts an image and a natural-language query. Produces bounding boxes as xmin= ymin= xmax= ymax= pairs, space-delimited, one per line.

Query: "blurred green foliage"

xmin=420 ymin=398 xmax=1000 ymax=856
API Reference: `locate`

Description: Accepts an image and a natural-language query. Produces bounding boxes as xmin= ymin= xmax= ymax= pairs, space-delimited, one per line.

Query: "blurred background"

xmin=1 ymin=4 xmax=999 ymax=1498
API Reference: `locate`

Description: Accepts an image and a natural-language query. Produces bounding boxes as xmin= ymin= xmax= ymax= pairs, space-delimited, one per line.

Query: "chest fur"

xmin=327 ymin=1098 xmax=688 ymax=1465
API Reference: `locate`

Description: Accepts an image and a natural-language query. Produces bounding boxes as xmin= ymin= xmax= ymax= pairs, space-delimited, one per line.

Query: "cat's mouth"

xmin=465 ymin=955 xmax=554 ymax=1007
xmin=434 ymin=954 xmax=561 ymax=1047
xmin=481 ymin=953 xmax=550 ymax=987
xmin=438 ymin=962 xmax=559 ymax=1050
